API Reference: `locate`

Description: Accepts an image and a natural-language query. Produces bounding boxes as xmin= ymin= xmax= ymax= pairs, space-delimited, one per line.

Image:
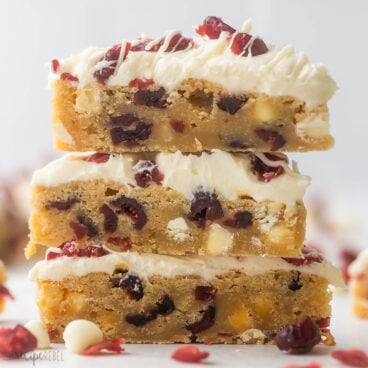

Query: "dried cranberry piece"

xmin=224 ymin=211 xmax=252 ymax=228
xmin=171 ymin=345 xmax=209 ymax=363
xmin=109 ymin=113 xmax=152 ymax=144
xmin=331 ymin=349 xmax=368 ymax=367
xmin=134 ymin=33 xmax=193 ymax=52
xmin=46 ymin=197 xmax=79 ymax=210
xmin=81 ymin=338 xmax=125 ymax=356
xmin=230 ymin=32 xmax=268 ymax=57
xmin=195 ymin=16 xmax=236 ymax=39
xmin=195 ymin=285 xmax=217 ymax=302
xmin=131 ymin=39 xmax=151 ymax=52
xmin=217 ymin=95 xmax=248 ymax=114
xmin=110 ymin=196 xmax=147 ymax=229
xmin=315 ymin=317 xmax=330 ymax=329
xmin=125 ymin=310 xmax=156 ymax=326
xmin=250 ymin=153 xmax=286 ymax=182
xmin=99 ymin=205 xmax=118 ymax=233
xmin=84 ymin=153 xmax=111 ymax=163
xmin=59 ymin=240 xmax=80 ymax=257
xmin=283 ymin=246 xmax=324 ymax=266
xmin=284 ymin=363 xmax=322 ymax=368
xmin=275 ymin=316 xmax=321 ymax=354
xmin=76 ymin=214 xmax=99 ymax=238
xmin=134 ymin=160 xmax=164 ymax=188
xmin=94 ymin=42 xmax=131 ymax=84
xmin=188 ymin=190 xmax=224 ymax=228
xmin=128 ymin=78 xmax=154 ymax=89
xmin=107 ymin=237 xmax=132 ymax=251
xmin=111 ymin=273 xmax=144 ymax=301
xmin=0 ymin=285 xmax=14 ymax=301
xmin=226 ymin=139 xmax=253 ymax=150
xmin=186 ymin=305 xmax=216 ymax=334
xmin=0 ymin=325 xmax=37 ymax=358
xmin=125 ymin=294 xmax=175 ymax=326
xmin=70 ymin=221 xmax=86 ymax=239
xmin=288 ymin=271 xmax=303 ymax=291
xmin=255 ymin=128 xmax=286 ymax=151
xmin=60 ymin=72 xmax=79 ymax=82
xmin=161 ymin=33 xmax=193 ymax=52
xmin=47 ymin=329 xmax=59 ymax=341
xmin=51 ymin=59 xmax=60 ymax=73
xmin=340 ymin=249 xmax=358 ymax=282
xmin=80 ymin=245 xmax=108 ymax=257
xmin=133 ymin=87 xmax=167 ymax=108
xmin=52 ymin=240 xmax=108 ymax=258
xmin=155 ymin=294 xmax=175 ymax=315
xmin=170 ymin=119 xmax=186 ymax=133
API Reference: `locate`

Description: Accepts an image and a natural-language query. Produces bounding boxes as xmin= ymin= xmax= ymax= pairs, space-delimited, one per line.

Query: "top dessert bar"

xmin=50 ymin=16 xmax=337 ymax=153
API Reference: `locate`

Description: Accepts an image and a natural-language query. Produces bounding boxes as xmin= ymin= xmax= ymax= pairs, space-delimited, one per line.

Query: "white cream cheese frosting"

xmin=31 ymin=150 xmax=310 ymax=205
xmin=348 ymin=249 xmax=368 ymax=278
xmin=29 ymin=248 xmax=344 ymax=287
xmin=49 ymin=24 xmax=337 ymax=108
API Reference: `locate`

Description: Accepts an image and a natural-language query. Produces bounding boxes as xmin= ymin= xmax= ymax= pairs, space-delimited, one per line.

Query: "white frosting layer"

xmin=31 ymin=151 xmax=310 ymax=205
xmin=349 ymin=249 xmax=368 ymax=277
xmin=50 ymin=27 xmax=337 ymax=108
xmin=29 ymin=250 xmax=344 ymax=287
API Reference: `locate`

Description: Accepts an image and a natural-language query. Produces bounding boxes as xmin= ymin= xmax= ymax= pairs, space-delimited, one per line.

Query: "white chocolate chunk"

xmin=167 ymin=217 xmax=189 ymax=241
xmin=54 ymin=121 xmax=74 ymax=145
xmin=63 ymin=319 xmax=103 ymax=354
xmin=253 ymin=100 xmax=277 ymax=122
xmin=206 ymin=223 xmax=233 ymax=255
xmin=24 ymin=320 xmax=50 ymax=349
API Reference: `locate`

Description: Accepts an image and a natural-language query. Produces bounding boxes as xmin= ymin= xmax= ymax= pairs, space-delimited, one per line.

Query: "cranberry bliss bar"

xmin=26 ymin=151 xmax=309 ymax=258
xmin=49 ymin=17 xmax=336 ymax=154
xmin=29 ymin=242 xmax=343 ymax=344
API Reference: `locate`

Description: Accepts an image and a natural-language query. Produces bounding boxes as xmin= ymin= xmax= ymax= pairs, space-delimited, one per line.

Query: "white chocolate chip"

xmin=75 ymin=89 xmax=102 ymax=113
xmin=267 ymin=224 xmax=293 ymax=243
xmin=167 ymin=217 xmax=189 ymax=241
xmin=253 ymin=100 xmax=277 ymax=122
xmin=53 ymin=121 xmax=74 ymax=145
xmin=24 ymin=320 xmax=50 ymax=349
xmin=206 ymin=223 xmax=233 ymax=255
xmin=63 ymin=320 xmax=103 ymax=354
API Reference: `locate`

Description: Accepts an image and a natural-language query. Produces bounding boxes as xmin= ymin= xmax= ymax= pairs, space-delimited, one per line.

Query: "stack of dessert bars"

xmin=28 ymin=17 xmax=343 ymax=345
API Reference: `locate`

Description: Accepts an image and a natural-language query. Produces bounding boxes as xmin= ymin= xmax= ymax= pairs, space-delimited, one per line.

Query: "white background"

xmin=0 ymin=0 xmax=367 ymax=230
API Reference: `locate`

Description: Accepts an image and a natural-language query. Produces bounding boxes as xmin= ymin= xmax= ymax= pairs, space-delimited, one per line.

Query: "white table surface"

xmin=0 ymin=267 xmax=367 ymax=368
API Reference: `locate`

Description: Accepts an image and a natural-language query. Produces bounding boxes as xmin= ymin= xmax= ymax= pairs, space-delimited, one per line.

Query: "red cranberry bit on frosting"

xmin=230 ymin=32 xmax=268 ymax=57
xmin=283 ymin=363 xmax=322 ymax=368
xmin=83 ymin=153 xmax=111 ymax=163
xmin=51 ymin=59 xmax=60 ymax=73
xmin=282 ymin=245 xmax=324 ymax=266
xmin=196 ymin=16 xmax=236 ymax=39
xmin=134 ymin=160 xmax=164 ymax=188
xmin=0 ymin=285 xmax=14 ymax=301
xmin=108 ymin=237 xmax=132 ymax=251
xmin=46 ymin=240 xmax=108 ymax=260
xmin=331 ymin=349 xmax=368 ymax=367
xmin=0 ymin=325 xmax=37 ymax=359
xmin=81 ymin=338 xmax=125 ymax=356
xmin=171 ymin=345 xmax=209 ymax=363
xmin=60 ymin=72 xmax=79 ymax=83
xmin=94 ymin=42 xmax=131 ymax=84
xmin=250 ymin=153 xmax=287 ymax=183
xmin=128 ymin=78 xmax=154 ymax=89
xmin=133 ymin=32 xmax=193 ymax=53
xmin=275 ymin=316 xmax=321 ymax=354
